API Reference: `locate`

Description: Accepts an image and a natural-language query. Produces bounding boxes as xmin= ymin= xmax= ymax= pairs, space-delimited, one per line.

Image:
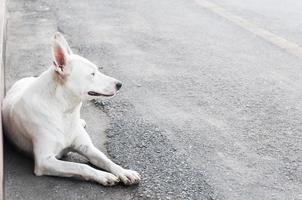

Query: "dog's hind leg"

xmin=73 ymin=128 xmax=141 ymax=185
xmin=33 ymin=142 xmax=119 ymax=186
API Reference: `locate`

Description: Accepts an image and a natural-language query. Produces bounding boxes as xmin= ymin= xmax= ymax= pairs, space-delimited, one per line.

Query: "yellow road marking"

xmin=195 ymin=0 xmax=302 ymax=59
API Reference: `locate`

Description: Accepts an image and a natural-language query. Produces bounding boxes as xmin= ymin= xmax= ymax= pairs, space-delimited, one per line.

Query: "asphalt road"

xmin=4 ymin=0 xmax=302 ymax=199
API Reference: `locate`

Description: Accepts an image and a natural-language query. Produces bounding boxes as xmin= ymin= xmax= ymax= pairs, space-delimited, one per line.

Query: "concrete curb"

xmin=0 ymin=0 xmax=6 ymax=199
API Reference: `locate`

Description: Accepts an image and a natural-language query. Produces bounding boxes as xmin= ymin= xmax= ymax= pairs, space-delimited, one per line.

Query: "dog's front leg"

xmin=80 ymin=118 xmax=87 ymax=128
xmin=73 ymin=129 xmax=141 ymax=185
xmin=33 ymin=141 xmax=119 ymax=186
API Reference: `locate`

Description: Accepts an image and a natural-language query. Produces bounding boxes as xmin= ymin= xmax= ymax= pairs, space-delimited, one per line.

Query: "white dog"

xmin=2 ymin=32 xmax=140 ymax=186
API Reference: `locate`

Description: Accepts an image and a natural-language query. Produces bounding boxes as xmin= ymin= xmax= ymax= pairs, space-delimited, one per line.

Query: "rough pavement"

xmin=4 ymin=0 xmax=302 ymax=199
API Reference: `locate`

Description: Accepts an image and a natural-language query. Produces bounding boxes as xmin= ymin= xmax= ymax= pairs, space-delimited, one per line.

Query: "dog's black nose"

xmin=116 ymin=82 xmax=122 ymax=90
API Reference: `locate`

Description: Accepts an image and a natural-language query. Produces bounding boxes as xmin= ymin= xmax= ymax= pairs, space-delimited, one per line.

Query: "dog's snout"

xmin=116 ymin=82 xmax=122 ymax=90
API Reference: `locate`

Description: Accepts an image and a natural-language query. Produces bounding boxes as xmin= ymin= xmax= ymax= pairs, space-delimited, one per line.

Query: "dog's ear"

xmin=54 ymin=32 xmax=72 ymax=54
xmin=52 ymin=32 xmax=71 ymax=75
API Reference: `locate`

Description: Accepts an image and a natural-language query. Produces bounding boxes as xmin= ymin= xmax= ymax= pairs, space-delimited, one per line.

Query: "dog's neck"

xmin=37 ymin=67 xmax=82 ymax=113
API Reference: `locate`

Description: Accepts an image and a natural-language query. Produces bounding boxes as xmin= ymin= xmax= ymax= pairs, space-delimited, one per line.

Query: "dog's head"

xmin=52 ymin=32 xmax=122 ymax=101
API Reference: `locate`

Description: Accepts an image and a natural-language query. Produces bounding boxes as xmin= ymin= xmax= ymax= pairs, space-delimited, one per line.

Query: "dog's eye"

xmin=91 ymin=72 xmax=95 ymax=76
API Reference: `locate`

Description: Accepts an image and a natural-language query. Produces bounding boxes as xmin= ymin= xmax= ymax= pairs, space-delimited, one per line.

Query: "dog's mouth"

xmin=88 ymin=91 xmax=114 ymax=97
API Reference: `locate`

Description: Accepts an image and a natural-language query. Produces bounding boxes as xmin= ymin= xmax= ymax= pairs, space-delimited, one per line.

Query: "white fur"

xmin=2 ymin=32 xmax=140 ymax=186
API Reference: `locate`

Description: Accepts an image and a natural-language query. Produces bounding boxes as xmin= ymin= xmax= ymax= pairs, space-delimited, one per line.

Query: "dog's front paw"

xmin=97 ymin=172 xmax=119 ymax=186
xmin=113 ymin=168 xmax=141 ymax=185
